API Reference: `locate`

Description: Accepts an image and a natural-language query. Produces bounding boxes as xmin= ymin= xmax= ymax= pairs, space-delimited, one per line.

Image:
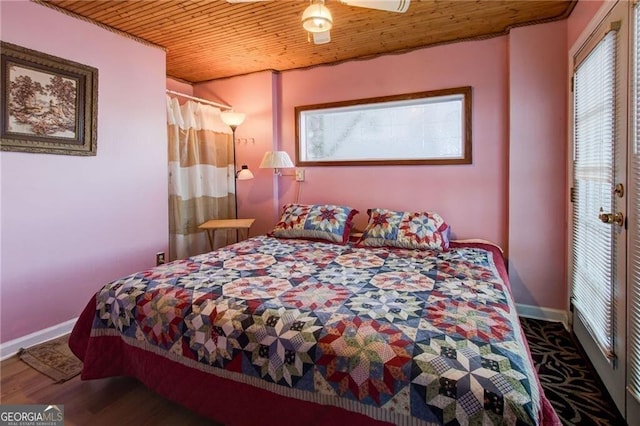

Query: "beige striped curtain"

xmin=167 ymin=96 xmax=235 ymax=260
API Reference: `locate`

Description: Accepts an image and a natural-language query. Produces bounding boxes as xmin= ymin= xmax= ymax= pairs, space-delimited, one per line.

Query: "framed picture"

xmin=1 ymin=42 xmax=98 ymax=156
xmin=295 ymin=86 xmax=472 ymax=166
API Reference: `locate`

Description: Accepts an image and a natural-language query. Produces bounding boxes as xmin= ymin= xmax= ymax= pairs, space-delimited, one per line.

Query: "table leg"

xmin=207 ymin=229 xmax=216 ymax=251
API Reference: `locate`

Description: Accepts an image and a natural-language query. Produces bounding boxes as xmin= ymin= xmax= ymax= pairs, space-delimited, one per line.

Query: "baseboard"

xmin=516 ymin=303 xmax=569 ymax=329
xmin=0 ymin=317 xmax=77 ymax=361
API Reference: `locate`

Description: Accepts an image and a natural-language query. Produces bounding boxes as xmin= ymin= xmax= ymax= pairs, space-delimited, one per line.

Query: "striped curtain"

xmin=167 ymin=96 xmax=235 ymax=260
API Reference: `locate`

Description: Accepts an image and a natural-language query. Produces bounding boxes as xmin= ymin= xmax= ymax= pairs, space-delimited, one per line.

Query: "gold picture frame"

xmin=0 ymin=42 xmax=98 ymax=156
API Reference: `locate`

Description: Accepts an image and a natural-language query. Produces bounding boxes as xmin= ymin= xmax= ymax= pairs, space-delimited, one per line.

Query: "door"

xmin=627 ymin=2 xmax=640 ymax=423
xmin=570 ymin=0 xmax=629 ymax=415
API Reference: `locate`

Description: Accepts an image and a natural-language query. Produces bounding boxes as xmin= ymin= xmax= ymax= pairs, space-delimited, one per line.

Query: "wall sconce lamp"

xmin=259 ymin=151 xmax=294 ymax=176
xmin=236 ymin=165 xmax=254 ymax=180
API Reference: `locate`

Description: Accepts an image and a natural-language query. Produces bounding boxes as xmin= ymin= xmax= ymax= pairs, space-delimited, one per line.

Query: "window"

xmin=295 ymin=87 xmax=472 ymax=166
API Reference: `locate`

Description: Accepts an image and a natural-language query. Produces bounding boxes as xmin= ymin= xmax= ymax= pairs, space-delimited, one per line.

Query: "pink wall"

xmin=167 ymin=78 xmax=194 ymax=96
xmin=197 ymin=39 xmax=509 ymax=246
xmin=279 ymin=39 xmax=509 ymax=243
xmin=508 ymin=20 xmax=568 ymax=310
xmin=1 ymin=1 xmax=168 ymax=343
xmin=193 ymin=38 xmax=510 ymax=245
xmin=567 ymin=0 xmax=606 ymax=49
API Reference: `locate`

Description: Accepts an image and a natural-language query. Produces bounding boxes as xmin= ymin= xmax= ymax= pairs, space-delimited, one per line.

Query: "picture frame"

xmin=295 ymin=86 xmax=472 ymax=166
xmin=1 ymin=42 xmax=98 ymax=156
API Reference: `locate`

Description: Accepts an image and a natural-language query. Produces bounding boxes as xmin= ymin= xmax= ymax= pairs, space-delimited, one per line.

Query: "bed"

xmin=69 ymin=205 xmax=560 ymax=425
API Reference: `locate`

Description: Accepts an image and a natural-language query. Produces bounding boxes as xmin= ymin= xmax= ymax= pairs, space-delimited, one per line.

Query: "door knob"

xmin=598 ymin=209 xmax=624 ymax=226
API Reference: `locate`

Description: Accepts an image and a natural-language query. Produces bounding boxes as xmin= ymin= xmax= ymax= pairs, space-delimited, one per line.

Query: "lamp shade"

xmin=236 ymin=165 xmax=254 ymax=180
xmin=301 ymin=1 xmax=333 ymax=33
xmin=220 ymin=110 xmax=246 ymax=128
xmin=259 ymin=151 xmax=294 ymax=169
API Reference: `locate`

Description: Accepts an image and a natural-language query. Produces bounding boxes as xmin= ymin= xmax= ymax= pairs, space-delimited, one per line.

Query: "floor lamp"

xmin=220 ymin=110 xmax=249 ymax=242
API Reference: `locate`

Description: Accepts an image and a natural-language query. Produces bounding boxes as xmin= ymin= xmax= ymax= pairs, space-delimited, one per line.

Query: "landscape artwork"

xmin=0 ymin=42 xmax=98 ymax=156
xmin=8 ymin=64 xmax=78 ymax=139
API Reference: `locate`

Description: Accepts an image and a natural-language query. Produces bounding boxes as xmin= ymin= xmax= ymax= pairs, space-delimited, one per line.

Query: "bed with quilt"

xmin=69 ymin=204 xmax=560 ymax=425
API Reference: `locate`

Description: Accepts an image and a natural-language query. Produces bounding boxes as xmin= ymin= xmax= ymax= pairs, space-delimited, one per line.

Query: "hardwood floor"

xmin=0 ymin=355 xmax=219 ymax=425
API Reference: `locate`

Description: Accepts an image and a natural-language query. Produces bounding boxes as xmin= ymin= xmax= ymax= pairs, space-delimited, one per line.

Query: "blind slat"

xmin=571 ymin=29 xmax=617 ymax=359
xmin=627 ymin=2 xmax=640 ymax=399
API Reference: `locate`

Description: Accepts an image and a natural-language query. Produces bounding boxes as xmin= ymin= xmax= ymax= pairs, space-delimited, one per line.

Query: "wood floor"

xmin=0 ymin=355 xmax=219 ymax=425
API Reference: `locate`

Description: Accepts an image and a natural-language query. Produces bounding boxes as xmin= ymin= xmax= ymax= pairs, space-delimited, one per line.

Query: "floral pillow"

xmin=359 ymin=208 xmax=450 ymax=250
xmin=271 ymin=203 xmax=359 ymax=245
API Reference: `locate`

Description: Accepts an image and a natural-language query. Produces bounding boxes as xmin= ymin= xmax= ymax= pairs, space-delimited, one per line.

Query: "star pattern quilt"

xmin=70 ymin=236 xmax=557 ymax=425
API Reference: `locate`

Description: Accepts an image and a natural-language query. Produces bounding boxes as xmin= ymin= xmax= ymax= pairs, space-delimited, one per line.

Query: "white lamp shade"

xmin=259 ymin=151 xmax=294 ymax=169
xmin=220 ymin=110 xmax=246 ymax=128
xmin=236 ymin=165 xmax=254 ymax=180
xmin=302 ymin=2 xmax=333 ymax=33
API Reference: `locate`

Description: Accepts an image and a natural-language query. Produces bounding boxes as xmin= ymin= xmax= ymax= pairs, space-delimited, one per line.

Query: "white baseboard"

xmin=516 ymin=303 xmax=569 ymax=329
xmin=0 ymin=317 xmax=78 ymax=361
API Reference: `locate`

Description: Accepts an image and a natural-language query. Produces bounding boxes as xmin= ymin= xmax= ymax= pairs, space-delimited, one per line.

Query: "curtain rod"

xmin=166 ymin=89 xmax=232 ymax=110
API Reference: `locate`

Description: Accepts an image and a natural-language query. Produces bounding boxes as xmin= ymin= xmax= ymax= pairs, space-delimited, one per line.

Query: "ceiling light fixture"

xmin=302 ymin=0 xmax=333 ymax=33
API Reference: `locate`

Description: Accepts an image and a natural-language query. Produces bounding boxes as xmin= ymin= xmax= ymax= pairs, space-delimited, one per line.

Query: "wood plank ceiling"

xmin=42 ymin=0 xmax=576 ymax=83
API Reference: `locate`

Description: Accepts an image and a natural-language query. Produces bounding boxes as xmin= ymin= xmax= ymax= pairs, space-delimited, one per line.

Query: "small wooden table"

xmin=199 ymin=218 xmax=256 ymax=250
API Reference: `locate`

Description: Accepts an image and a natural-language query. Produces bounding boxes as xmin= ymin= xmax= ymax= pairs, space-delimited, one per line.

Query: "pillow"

xmin=271 ymin=203 xmax=359 ymax=245
xmin=359 ymin=208 xmax=450 ymax=250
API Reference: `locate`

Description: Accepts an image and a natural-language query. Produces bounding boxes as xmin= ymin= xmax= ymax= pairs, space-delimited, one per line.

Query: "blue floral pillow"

xmin=359 ymin=208 xmax=450 ymax=250
xmin=271 ymin=203 xmax=359 ymax=245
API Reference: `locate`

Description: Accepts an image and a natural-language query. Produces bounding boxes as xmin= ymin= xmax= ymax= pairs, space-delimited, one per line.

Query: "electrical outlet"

xmin=156 ymin=252 xmax=166 ymax=266
xmin=295 ymin=168 xmax=305 ymax=182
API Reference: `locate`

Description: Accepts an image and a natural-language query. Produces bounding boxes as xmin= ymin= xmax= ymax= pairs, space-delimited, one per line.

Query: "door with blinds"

xmin=570 ymin=0 xmax=629 ymax=415
xmin=628 ymin=2 xmax=640 ymax=423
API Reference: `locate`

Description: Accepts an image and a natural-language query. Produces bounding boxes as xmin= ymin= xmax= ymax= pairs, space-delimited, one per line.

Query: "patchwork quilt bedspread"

xmin=75 ymin=236 xmax=554 ymax=425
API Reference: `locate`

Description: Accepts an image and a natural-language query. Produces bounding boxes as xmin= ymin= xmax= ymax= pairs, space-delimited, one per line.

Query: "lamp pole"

xmin=230 ymin=125 xmax=238 ymax=221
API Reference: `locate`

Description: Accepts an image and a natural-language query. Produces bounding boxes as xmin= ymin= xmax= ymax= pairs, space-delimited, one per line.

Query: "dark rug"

xmin=19 ymin=335 xmax=82 ymax=383
xmin=520 ymin=317 xmax=627 ymax=425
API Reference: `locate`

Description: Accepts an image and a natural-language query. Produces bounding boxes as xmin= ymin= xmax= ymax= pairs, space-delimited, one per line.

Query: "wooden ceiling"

xmin=42 ymin=0 xmax=576 ymax=83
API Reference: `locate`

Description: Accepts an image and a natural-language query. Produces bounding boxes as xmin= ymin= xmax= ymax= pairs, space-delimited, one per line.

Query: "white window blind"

xmin=571 ymin=29 xmax=617 ymax=360
xmin=629 ymin=2 xmax=640 ymax=400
